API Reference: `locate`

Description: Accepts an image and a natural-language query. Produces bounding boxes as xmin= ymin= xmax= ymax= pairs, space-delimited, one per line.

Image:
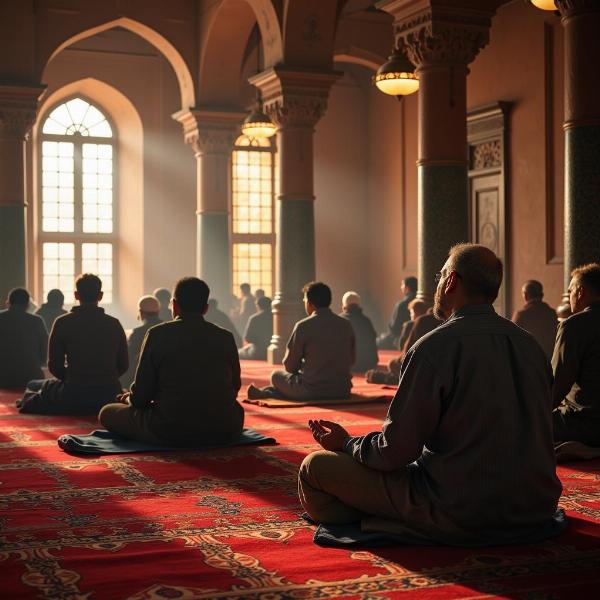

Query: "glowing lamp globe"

xmin=530 ymin=0 xmax=556 ymax=10
xmin=374 ymin=52 xmax=419 ymax=96
xmin=241 ymin=109 xmax=277 ymax=138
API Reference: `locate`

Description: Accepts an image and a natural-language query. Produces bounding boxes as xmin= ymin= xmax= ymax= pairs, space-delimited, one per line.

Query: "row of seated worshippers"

xmin=2 ymin=245 xmax=600 ymax=545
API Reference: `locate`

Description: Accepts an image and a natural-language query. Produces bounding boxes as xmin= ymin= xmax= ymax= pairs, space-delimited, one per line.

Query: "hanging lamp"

xmin=242 ymin=27 xmax=277 ymax=138
xmin=530 ymin=0 xmax=557 ymax=10
xmin=373 ymin=49 xmax=419 ymax=97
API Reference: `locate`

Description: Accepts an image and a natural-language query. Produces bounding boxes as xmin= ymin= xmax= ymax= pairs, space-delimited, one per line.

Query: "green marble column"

xmin=0 ymin=205 xmax=27 ymax=302
xmin=197 ymin=211 xmax=230 ymax=308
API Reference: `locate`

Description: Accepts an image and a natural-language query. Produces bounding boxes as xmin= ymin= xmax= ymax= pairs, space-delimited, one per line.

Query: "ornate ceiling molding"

xmin=0 ymin=84 xmax=46 ymax=141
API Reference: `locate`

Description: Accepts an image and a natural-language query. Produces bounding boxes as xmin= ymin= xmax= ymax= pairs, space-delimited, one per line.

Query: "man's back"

xmin=353 ymin=305 xmax=561 ymax=542
xmin=284 ymin=308 xmax=354 ymax=396
xmin=513 ymin=299 xmax=558 ymax=358
xmin=35 ymin=305 xmax=67 ymax=333
xmin=552 ymin=302 xmax=600 ymax=420
xmin=340 ymin=305 xmax=377 ymax=373
xmin=130 ymin=316 xmax=243 ymax=440
xmin=0 ymin=308 xmax=48 ymax=387
xmin=205 ymin=305 xmax=241 ymax=346
xmin=49 ymin=306 xmax=127 ymax=386
xmin=244 ymin=310 xmax=273 ymax=352
xmin=121 ymin=316 xmax=162 ymax=388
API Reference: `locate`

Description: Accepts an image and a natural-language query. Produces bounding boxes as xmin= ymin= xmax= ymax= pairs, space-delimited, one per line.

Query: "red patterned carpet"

xmin=2 ymin=354 xmax=600 ymax=599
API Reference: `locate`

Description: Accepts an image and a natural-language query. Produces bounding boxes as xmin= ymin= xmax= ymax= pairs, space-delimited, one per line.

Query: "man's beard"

xmin=433 ymin=286 xmax=447 ymax=321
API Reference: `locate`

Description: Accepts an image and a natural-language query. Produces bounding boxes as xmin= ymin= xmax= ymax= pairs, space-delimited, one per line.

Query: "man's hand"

xmin=308 ymin=419 xmax=350 ymax=451
xmin=116 ymin=392 xmax=131 ymax=405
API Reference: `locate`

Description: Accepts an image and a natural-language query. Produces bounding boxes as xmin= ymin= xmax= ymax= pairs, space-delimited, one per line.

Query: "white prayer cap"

xmin=138 ymin=295 xmax=160 ymax=314
xmin=342 ymin=291 xmax=361 ymax=308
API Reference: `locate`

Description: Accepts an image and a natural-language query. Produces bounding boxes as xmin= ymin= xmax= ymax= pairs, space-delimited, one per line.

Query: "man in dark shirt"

xmin=234 ymin=283 xmax=256 ymax=334
xmin=377 ymin=276 xmax=417 ymax=349
xmin=35 ymin=289 xmax=67 ymax=333
xmin=205 ymin=298 xmax=241 ymax=347
xmin=339 ymin=291 xmax=378 ymax=373
xmin=239 ymin=296 xmax=273 ymax=360
xmin=248 ymin=282 xmax=355 ymax=400
xmin=99 ymin=278 xmax=244 ymax=446
xmin=120 ymin=295 xmax=163 ymax=389
xmin=512 ymin=280 xmax=558 ymax=359
xmin=552 ymin=263 xmax=600 ymax=449
xmin=299 ymin=244 xmax=562 ymax=546
xmin=18 ymin=274 xmax=128 ymax=415
xmin=0 ymin=288 xmax=48 ymax=388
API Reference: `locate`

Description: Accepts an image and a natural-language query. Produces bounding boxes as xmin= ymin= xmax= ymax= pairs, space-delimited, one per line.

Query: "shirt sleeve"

xmin=551 ymin=320 xmax=580 ymax=408
xmin=37 ymin=317 xmax=49 ymax=366
xmin=283 ymin=324 xmax=303 ymax=374
xmin=129 ymin=330 xmax=156 ymax=409
xmin=228 ymin=333 xmax=242 ymax=394
xmin=48 ymin=320 xmax=66 ymax=380
xmin=344 ymin=348 xmax=442 ymax=471
xmin=116 ymin=323 xmax=129 ymax=376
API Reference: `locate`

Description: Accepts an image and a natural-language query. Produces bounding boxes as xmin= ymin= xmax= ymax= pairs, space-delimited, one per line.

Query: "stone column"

xmin=380 ymin=1 xmax=502 ymax=302
xmin=556 ymin=1 xmax=600 ymax=305
xmin=0 ymin=84 xmax=45 ymax=303
xmin=250 ymin=67 xmax=340 ymax=363
xmin=173 ymin=109 xmax=245 ymax=310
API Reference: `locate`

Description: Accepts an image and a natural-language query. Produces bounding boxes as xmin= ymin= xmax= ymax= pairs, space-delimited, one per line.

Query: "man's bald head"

xmin=446 ymin=243 xmax=503 ymax=304
xmin=523 ymin=280 xmax=544 ymax=301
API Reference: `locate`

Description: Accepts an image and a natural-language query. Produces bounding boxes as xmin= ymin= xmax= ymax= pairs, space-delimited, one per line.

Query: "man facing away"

xmin=339 ymin=291 xmax=378 ymax=374
xmin=300 ymin=243 xmax=562 ymax=546
xmin=18 ymin=274 xmax=128 ymax=415
xmin=552 ymin=263 xmax=600 ymax=449
xmin=0 ymin=288 xmax=48 ymax=389
xmin=36 ymin=288 xmax=67 ymax=333
xmin=100 ymin=277 xmax=244 ymax=446
xmin=239 ymin=296 xmax=273 ymax=360
xmin=248 ymin=282 xmax=355 ymax=401
xmin=512 ymin=280 xmax=558 ymax=359
xmin=234 ymin=282 xmax=256 ymax=334
xmin=120 ymin=295 xmax=163 ymax=389
xmin=153 ymin=287 xmax=173 ymax=322
xmin=377 ymin=276 xmax=418 ymax=349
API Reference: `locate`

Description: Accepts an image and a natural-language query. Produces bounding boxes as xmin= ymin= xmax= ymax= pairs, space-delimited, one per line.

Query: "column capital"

xmin=556 ymin=0 xmax=600 ymax=18
xmin=0 ymin=84 xmax=46 ymax=141
xmin=249 ymin=66 xmax=341 ymax=128
xmin=172 ymin=107 xmax=246 ymax=155
xmin=377 ymin=0 xmax=504 ymax=68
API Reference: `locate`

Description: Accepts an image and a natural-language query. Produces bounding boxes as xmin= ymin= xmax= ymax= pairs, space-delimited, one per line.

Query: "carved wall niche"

xmin=467 ymin=102 xmax=511 ymax=316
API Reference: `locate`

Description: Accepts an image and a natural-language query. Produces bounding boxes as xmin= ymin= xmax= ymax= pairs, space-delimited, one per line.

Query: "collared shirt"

xmin=345 ymin=304 xmax=561 ymax=542
xmin=552 ymin=301 xmax=600 ymax=417
xmin=284 ymin=307 xmax=355 ymax=396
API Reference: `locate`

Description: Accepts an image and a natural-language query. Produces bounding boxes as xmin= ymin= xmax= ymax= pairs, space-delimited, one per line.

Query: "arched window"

xmin=231 ymin=134 xmax=277 ymax=297
xmin=39 ymin=98 xmax=116 ymax=305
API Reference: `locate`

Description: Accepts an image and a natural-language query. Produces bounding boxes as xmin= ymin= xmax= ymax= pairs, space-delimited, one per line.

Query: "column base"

xmin=267 ymin=293 xmax=307 ymax=365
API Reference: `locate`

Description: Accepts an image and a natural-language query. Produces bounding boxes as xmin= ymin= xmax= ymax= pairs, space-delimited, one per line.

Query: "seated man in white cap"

xmin=121 ymin=295 xmax=163 ymax=389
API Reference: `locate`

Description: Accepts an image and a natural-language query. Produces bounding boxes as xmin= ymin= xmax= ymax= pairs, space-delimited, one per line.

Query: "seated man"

xmin=18 ymin=274 xmax=128 ymax=415
xmin=552 ymin=263 xmax=600 ymax=449
xmin=239 ymin=296 xmax=273 ymax=360
xmin=205 ymin=298 xmax=241 ymax=347
xmin=248 ymin=282 xmax=355 ymax=400
xmin=233 ymin=282 xmax=256 ymax=334
xmin=397 ymin=299 xmax=428 ymax=351
xmin=35 ymin=288 xmax=67 ymax=333
xmin=153 ymin=287 xmax=173 ymax=322
xmin=377 ymin=276 xmax=417 ymax=349
xmin=339 ymin=291 xmax=378 ymax=374
xmin=120 ymin=295 xmax=163 ymax=389
xmin=512 ymin=280 xmax=558 ymax=359
xmin=299 ymin=244 xmax=562 ymax=545
xmin=99 ymin=278 xmax=244 ymax=446
xmin=0 ymin=288 xmax=48 ymax=388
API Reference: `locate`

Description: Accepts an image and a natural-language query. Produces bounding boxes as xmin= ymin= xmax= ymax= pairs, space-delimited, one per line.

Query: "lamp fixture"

xmin=373 ymin=49 xmax=419 ymax=97
xmin=242 ymin=26 xmax=277 ymax=138
xmin=530 ymin=0 xmax=557 ymax=10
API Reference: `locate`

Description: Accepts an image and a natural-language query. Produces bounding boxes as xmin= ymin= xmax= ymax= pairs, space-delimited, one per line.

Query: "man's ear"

xmin=445 ymin=271 xmax=460 ymax=293
xmin=97 ymin=291 xmax=103 ymax=302
xmin=202 ymin=303 xmax=209 ymax=315
xmin=74 ymin=291 xmax=80 ymax=302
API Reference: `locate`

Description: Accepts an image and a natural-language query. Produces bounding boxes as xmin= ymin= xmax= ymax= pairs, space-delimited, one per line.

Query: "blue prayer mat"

xmin=58 ymin=428 xmax=276 ymax=455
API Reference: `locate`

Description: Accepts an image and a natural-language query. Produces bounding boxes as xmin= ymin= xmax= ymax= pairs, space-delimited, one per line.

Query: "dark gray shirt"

xmin=284 ymin=308 xmax=355 ymax=397
xmin=345 ymin=304 xmax=561 ymax=543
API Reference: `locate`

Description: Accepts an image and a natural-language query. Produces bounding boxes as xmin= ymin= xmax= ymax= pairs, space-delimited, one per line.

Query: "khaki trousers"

xmin=99 ymin=403 xmax=164 ymax=445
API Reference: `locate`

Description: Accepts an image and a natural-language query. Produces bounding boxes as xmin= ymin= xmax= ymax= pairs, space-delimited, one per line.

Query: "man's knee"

xmin=299 ymin=450 xmax=345 ymax=486
xmin=98 ymin=403 xmax=123 ymax=429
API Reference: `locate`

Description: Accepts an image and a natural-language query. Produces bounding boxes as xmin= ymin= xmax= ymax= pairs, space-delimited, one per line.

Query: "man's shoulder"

xmin=561 ymin=307 xmax=600 ymax=334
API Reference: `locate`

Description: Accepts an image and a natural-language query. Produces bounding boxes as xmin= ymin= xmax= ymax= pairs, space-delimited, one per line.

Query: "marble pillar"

xmin=379 ymin=1 xmax=503 ymax=302
xmin=556 ymin=1 xmax=600 ymax=301
xmin=173 ymin=109 xmax=244 ymax=310
xmin=250 ymin=67 xmax=340 ymax=363
xmin=0 ymin=84 xmax=45 ymax=302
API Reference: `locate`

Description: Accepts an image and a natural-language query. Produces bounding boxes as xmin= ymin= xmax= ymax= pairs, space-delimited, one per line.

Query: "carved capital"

xmin=556 ymin=0 xmax=600 ymax=18
xmin=0 ymin=84 xmax=46 ymax=141
xmin=249 ymin=67 xmax=341 ymax=128
xmin=172 ymin=108 xmax=245 ymax=155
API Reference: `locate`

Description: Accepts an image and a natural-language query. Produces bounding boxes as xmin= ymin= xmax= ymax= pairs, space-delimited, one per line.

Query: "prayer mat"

xmin=242 ymin=392 xmax=391 ymax=408
xmin=556 ymin=440 xmax=600 ymax=462
xmin=3 ymin=380 xmax=600 ymax=599
xmin=57 ymin=428 xmax=276 ymax=455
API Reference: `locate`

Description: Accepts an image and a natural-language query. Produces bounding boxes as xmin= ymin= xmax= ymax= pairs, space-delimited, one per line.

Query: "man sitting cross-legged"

xmin=248 ymin=281 xmax=355 ymax=401
xmin=99 ymin=277 xmax=244 ymax=446
xmin=18 ymin=274 xmax=128 ymax=415
xmin=552 ymin=263 xmax=600 ymax=457
xmin=299 ymin=244 xmax=562 ymax=546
